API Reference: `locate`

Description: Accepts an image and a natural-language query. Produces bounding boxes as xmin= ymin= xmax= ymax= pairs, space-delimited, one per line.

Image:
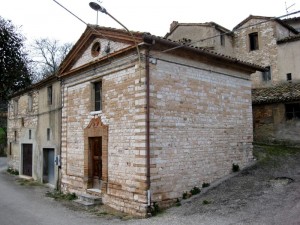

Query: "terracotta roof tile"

xmin=252 ymin=82 xmax=300 ymax=104
xmin=277 ymin=34 xmax=300 ymax=44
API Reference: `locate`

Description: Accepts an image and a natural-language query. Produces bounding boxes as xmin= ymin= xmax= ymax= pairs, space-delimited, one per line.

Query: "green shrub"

xmin=202 ymin=200 xmax=211 ymax=205
xmin=182 ymin=191 xmax=189 ymax=199
xmin=7 ymin=167 xmax=19 ymax=175
xmin=190 ymin=186 xmax=201 ymax=195
xmin=202 ymin=182 xmax=210 ymax=188
xmin=46 ymin=190 xmax=77 ymax=201
xmin=175 ymin=198 xmax=181 ymax=207
xmin=232 ymin=163 xmax=240 ymax=172
xmin=150 ymin=202 xmax=162 ymax=216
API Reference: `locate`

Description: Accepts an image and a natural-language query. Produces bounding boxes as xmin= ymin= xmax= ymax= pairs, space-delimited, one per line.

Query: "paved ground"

xmin=0 ymin=158 xmax=103 ymax=225
xmin=0 ymin=145 xmax=300 ymax=225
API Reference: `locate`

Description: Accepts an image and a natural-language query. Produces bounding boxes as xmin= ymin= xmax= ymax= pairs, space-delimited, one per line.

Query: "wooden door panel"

xmin=23 ymin=144 xmax=32 ymax=176
xmin=89 ymin=137 xmax=102 ymax=188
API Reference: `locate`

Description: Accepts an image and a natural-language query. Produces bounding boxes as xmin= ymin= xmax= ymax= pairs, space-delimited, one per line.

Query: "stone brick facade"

xmin=164 ymin=15 xmax=300 ymax=147
xmin=7 ymin=25 xmax=261 ymax=217
xmin=149 ymin=54 xmax=253 ymax=204
xmin=57 ymin=26 xmax=260 ymax=216
xmin=7 ymin=76 xmax=61 ymax=187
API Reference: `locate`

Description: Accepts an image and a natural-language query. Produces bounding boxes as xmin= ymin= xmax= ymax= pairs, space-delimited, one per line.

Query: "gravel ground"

xmin=143 ymin=144 xmax=300 ymax=225
xmin=1 ymin=145 xmax=300 ymax=225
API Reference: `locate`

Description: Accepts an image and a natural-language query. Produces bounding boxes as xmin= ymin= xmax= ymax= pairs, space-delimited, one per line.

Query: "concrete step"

xmin=73 ymin=193 xmax=102 ymax=209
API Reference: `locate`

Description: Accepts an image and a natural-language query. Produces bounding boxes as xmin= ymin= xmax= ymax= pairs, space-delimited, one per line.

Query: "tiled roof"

xmin=252 ymin=82 xmax=300 ymax=104
xmin=165 ymin=21 xmax=231 ymax=38
xmin=277 ymin=34 xmax=300 ymax=44
xmin=283 ymin=16 xmax=300 ymax=22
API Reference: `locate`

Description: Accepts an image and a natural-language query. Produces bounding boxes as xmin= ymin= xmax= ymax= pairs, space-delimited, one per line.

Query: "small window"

xmin=47 ymin=86 xmax=53 ymax=105
xmin=220 ymin=34 xmax=225 ymax=46
xmin=9 ymin=142 xmax=12 ymax=155
xmin=13 ymin=99 xmax=18 ymax=116
xmin=249 ymin=32 xmax=259 ymax=51
xmin=262 ymin=66 xmax=271 ymax=82
xmin=286 ymin=103 xmax=300 ymax=120
xmin=287 ymin=73 xmax=292 ymax=81
xmin=91 ymin=42 xmax=101 ymax=57
xmin=29 ymin=130 xmax=32 ymax=139
xmin=28 ymin=94 xmax=33 ymax=112
xmin=21 ymin=118 xmax=24 ymax=127
xmin=14 ymin=131 xmax=17 ymax=142
xmin=47 ymin=128 xmax=50 ymax=141
xmin=94 ymin=81 xmax=102 ymax=111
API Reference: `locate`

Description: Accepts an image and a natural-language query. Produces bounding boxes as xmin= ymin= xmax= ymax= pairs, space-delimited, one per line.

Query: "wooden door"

xmin=43 ymin=148 xmax=55 ymax=185
xmin=90 ymin=137 xmax=102 ymax=188
xmin=22 ymin=144 xmax=32 ymax=176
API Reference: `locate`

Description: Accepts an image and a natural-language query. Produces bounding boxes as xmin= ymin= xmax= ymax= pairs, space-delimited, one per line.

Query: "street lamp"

xmin=89 ymin=2 xmax=142 ymax=80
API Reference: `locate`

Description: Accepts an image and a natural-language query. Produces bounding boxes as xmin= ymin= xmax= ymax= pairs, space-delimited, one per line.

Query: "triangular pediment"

xmin=58 ymin=25 xmax=144 ymax=76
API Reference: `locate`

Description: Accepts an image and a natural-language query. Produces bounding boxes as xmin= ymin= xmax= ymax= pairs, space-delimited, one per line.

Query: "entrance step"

xmin=73 ymin=193 xmax=102 ymax=209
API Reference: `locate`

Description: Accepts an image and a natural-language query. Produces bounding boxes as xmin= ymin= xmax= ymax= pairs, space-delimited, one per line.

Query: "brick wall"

xmin=61 ymin=53 xmax=148 ymax=215
xmin=149 ymin=54 xmax=253 ymax=204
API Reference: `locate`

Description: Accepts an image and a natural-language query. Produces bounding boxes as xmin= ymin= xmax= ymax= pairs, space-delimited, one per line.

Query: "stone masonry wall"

xmin=149 ymin=54 xmax=253 ymax=204
xmin=233 ymin=19 xmax=292 ymax=88
xmin=72 ymin=38 xmax=130 ymax=70
xmin=253 ymin=103 xmax=300 ymax=145
xmin=7 ymin=91 xmax=38 ymax=172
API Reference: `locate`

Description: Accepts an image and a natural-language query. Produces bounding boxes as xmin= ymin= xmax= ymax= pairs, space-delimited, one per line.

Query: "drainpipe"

xmin=57 ymin=78 xmax=64 ymax=191
xmin=145 ymin=47 xmax=151 ymax=208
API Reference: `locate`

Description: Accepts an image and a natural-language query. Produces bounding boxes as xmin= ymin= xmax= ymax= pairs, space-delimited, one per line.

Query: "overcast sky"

xmin=1 ymin=0 xmax=299 ymax=45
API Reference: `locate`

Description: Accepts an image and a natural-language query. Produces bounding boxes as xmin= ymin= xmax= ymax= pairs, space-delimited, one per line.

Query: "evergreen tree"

xmin=0 ymin=16 xmax=32 ymax=104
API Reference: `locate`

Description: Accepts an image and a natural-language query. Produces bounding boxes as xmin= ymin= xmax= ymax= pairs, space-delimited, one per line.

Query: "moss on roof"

xmin=252 ymin=82 xmax=300 ymax=104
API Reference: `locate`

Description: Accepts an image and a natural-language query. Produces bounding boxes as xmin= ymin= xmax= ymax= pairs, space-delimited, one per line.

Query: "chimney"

xmin=170 ymin=21 xmax=178 ymax=31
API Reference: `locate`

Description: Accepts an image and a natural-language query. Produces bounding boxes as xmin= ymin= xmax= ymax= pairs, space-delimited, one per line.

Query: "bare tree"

xmin=31 ymin=38 xmax=73 ymax=80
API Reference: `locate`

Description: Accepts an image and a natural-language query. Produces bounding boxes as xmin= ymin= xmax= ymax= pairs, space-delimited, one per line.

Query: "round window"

xmin=91 ymin=42 xmax=101 ymax=57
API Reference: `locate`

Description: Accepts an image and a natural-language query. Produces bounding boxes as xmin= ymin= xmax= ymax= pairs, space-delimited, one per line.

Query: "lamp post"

xmin=89 ymin=2 xmax=142 ymax=79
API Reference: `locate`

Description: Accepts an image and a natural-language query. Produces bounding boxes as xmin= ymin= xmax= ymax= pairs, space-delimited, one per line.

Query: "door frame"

xmin=43 ymin=148 xmax=55 ymax=185
xmin=89 ymin=137 xmax=102 ymax=189
xmin=21 ymin=143 xmax=33 ymax=177
xmin=84 ymin=117 xmax=108 ymax=192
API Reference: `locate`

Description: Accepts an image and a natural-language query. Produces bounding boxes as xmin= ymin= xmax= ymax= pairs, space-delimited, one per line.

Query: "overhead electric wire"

xmin=53 ymin=0 xmax=111 ymax=41
xmin=53 ymin=0 xmax=300 ymax=66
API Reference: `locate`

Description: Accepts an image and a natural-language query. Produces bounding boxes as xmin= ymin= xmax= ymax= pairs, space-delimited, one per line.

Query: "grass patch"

xmin=7 ymin=167 xmax=19 ymax=175
xmin=91 ymin=205 xmax=131 ymax=220
xmin=17 ymin=178 xmax=42 ymax=186
xmin=202 ymin=182 xmax=210 ymax=188
xmin=254 ymin=144 xmax=300 ymax=158
xmin=46 ymin=190 xmax=77 ymax=201
xmin=202 ymin=199 xmax=211 ymax=205
xmin=190 ymin=186 xmax=201 ymax=195
xmin=254 ymin=144 xmax=300 ymax=165
xmin=175 ymin=198 xmax=181 ymax=207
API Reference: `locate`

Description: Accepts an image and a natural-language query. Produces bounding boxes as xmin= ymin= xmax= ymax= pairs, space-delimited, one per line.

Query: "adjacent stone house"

xmin=55 ymin=25 xmax=262 ymax=216
xmin=7 ymin=75 xmax=61 ymax=187
xmin=165 ymin=15 xmax=300 ymax=145
xmin=234 ymin=16 xmax=300 ymax=145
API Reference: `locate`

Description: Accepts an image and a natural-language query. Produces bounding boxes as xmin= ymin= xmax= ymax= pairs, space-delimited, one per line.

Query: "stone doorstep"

xmin=74 ymin=193 xmax=102 ymax=209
